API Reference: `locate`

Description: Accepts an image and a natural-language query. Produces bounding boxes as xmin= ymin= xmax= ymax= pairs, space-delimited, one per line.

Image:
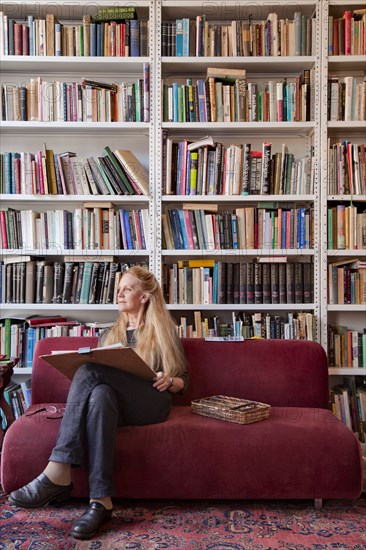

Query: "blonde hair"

xmin=103 ymin=267 xmax=186 ymax=378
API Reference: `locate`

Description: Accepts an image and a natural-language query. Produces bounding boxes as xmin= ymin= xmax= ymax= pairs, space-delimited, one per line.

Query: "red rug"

xmin=1 ymin=495 xmax=365 ymax=548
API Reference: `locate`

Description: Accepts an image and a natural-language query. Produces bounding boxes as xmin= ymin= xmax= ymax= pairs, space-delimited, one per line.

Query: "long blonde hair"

xmin=103 ymin=267 xmax=186 ymax=377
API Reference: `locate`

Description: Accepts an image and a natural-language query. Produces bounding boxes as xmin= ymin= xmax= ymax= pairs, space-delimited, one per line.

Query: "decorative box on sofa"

xmin=1 ymin=337 xmax=363 ymax=506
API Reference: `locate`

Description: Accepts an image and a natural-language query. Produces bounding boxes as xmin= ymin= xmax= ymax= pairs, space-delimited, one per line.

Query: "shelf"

xmin=327 ymin=250 xmax=366 ymax=256
xmin=1 ymin=56 xmax=150 ymax=75
xmin=2 ymin=1 xmax=151 ymax=17
xmin=1 ymin=122 xmax=150 ymax=135
xmin=327 ymin=305 xmax=366 ymax=311
xmin=329 ymin=0 xmax=366 ymax=6
xmin=0 ymin=249 xmax=150 ymax=257
xmin=162 ymin=195 xmax=315 ymax=203
xmin=13 ymin=368 xmax=33 ymax=375
xmin=0 ymin=304 xmax=118 ymax=311
xmin=162 ymin=122 xmax=315 ymax=135
xmin=328 ymin=195 xmax=366 ymax=202
xmin=162 ymin=249 xmax=315 ymax=257
xmin=161 ymin=1 xmax=317 ymax=18
xmin=162 ymin=56 xmax=316 ymax=75
xmin=328 ymin=121 xmax=366 ymax=129
xmin=0 ymin=195 xmax=150 ymax=204
xmin=328 ymin=55 xmax=366 ymax=72
xmin=167 ymin=304 xmax=315 ymax=311
xmin=328 ymin=368 xmax=366 ymax=376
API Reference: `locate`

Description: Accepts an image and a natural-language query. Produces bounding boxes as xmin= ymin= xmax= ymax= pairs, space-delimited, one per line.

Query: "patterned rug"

xmin=1 ymin=495 xmax=365 ymax=549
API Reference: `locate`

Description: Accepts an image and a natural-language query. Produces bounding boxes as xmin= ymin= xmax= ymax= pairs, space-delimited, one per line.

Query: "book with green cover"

xmin=79 ymin=262 xmax=93 ymax=304
xmin=103 ymin=146 xmax=134 ymax=195
xmin=93 ymin=7 xmax=136 ymax=23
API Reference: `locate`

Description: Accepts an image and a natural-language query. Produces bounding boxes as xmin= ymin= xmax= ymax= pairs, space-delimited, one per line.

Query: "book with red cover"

xmin=26 ymin=315 xmax=68 ymax=327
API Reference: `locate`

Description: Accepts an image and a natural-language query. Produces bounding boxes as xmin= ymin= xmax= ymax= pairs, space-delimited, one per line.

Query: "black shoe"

xmin=8 ymin=473 xmax=73 ymax=509
xmin=70 ymin=502 xmax=113 ymax=540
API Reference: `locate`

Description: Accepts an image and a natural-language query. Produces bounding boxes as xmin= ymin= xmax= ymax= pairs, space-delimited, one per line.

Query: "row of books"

xmin=328 ymin=204 xmax=366 ymax=250
xmin=328 ymin=141 xmax=366 ymax=196
xmin=163 ymin=136 xmax=314 ymax=196
xmin=0 ymin=260 xmax=148 ymax=305
xmin=176 ymin=310 xmax=316 ymax=341
xmin=2 ymin=69 xmax=150 ymax=123
xmin=328 ymin=259 xmax=366 ymax=305
xmin=0 ymin=206 xmax=149 ymax=251
xmin=327 ymin=76 xmax=366 ymax=122
xmin=330 ymin=379 xmax=366 ymax=442
xmin=3 ymin=380 xmax=31 ymax=421
xmin=163 ymin=260 xmax=313 ymax=306
xmin=328 ymin=324 xmax=366 ymax=368
xmin=0 ymin=315 xmax=113 ymax=368
xmin=0 ymin=147 xmax=149 ymax=196
xmin=162 ymin=206 xmax=314 ymax=251
xmin=163 ymin=70 xmax=312 ymax=123
xmin=328 ymin=11 xmax=366 ymax=56
xmin=162 ymin=12 xmax=315 ymax=57
xmin=0 ymin=12 xmax=148 ymax=57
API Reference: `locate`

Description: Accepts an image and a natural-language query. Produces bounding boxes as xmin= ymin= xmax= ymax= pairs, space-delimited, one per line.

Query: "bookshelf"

xmin=155 ymin=0 xmax=321 ymax=346
xmin=0 ymin=0 xmax=155 ymax=379
xmin=320 ymin=0 xmax=366 ymax=439
xmin=0 ymin=2 xmax=365 ymax=395
xmin=320 ymin=0 xmax=366 ymax=370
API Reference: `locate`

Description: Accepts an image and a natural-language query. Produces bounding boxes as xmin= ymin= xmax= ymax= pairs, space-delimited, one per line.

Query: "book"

xmin=187 ymin=135 xmax=215 ymax=151
xmin=104 ymin=147 xmax=135 ymax=195
xmin=41 ymin=343 xmax=155 ymax=381
xmin=26 ymin=315 xmax=68 ymax=326
xmin=204 ymin=337 xmax=244 ymax=342
xmin=178 ymin=259 xmax=215 ymax=268
xmin=206 ymin=67 xmax=246 ymax=83
xmin=92 ymin=7 xmax=136 ymax=23
xmin=182 ymin=203 xmax=218 ymax=213
xmin=113 ymin=150 xmax=149 ymax=195
xmin=255 ymin=256 xmax=288 ymax=263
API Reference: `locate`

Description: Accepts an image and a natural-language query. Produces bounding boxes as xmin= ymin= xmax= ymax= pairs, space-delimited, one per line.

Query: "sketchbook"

xmin=41 ymin=344 xmax=155 ymax=381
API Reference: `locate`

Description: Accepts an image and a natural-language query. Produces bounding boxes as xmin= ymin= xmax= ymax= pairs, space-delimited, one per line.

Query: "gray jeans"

xmin=49 ymin=362 xmax=172 ymax=498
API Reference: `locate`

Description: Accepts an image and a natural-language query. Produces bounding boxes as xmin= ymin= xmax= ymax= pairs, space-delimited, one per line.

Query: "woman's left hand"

xmin=153 ymin=372 xmax=173 ymax=392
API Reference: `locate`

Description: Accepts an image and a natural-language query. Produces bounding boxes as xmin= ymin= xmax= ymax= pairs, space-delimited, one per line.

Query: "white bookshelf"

xmin=0 ymin=0 xmax=155 ymax=388
xmin=155 ymin=0 xmax=322 ymax=347
xmin=320 ymin=0 xmax=366 ymax=406
xmin=1 ymin=1 xmax=365 ymax=388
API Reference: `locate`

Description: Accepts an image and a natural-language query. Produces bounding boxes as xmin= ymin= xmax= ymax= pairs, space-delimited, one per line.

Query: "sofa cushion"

xmin=2 ymin=405 xmax=361 ymax=499
xmin=176 ymin=339 xmax=329 ymax=408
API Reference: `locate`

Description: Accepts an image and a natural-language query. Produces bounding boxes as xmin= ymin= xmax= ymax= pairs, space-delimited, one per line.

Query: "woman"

xmin=9 ymin=267 xmax=188 ymax=539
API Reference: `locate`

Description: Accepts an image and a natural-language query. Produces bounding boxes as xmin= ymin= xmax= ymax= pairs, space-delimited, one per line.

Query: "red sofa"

xmin=1 ymin=337 xmax=363 ymax=505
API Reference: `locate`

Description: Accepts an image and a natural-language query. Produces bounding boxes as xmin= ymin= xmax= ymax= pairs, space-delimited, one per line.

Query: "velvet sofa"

xmin=1 ymin=337 xmax=363 ymax=506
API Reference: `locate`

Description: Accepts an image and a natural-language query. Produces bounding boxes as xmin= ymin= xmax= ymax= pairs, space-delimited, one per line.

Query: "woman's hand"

xmin=153 ymin=372 xmax=173 ymax=392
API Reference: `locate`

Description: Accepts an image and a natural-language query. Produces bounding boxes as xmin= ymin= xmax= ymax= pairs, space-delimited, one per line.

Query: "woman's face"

xmin=117 ymin=273 xmax=145 ymax=315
